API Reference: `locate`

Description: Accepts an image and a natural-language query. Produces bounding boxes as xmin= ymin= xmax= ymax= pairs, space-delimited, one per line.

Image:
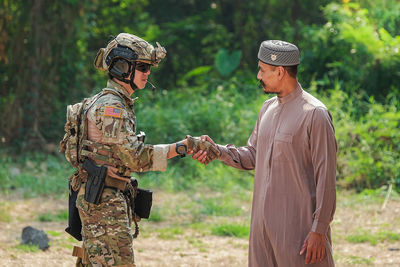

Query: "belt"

xmin=105 ymin=175 xmax=130 ymax=191
xmin=81 ymin=172 xmax=130 ymax=191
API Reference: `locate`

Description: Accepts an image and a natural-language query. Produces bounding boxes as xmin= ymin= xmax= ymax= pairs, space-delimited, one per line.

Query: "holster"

xmin=82 ymin=158 xmax=107 ymax=204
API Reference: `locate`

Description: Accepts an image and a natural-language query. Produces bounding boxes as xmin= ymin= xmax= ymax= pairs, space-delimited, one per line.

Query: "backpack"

xmin=59 ymin=100 xmax=87 ymax=169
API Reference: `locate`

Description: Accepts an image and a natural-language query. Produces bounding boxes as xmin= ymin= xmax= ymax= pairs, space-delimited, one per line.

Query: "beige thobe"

xmin=217 ymin=84 xmax=337 ymax=267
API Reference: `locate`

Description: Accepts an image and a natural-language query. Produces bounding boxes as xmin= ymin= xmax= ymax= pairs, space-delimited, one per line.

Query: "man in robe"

xmin=193 ymin=40 xmax=337 ymax=266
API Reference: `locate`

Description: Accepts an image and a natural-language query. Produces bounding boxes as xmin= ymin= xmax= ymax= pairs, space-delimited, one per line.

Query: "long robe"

xmin=217 ymin=84 xmax=337 ymax=267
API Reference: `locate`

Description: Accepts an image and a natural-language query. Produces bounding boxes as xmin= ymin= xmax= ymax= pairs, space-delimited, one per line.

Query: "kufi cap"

xmin=258 ymin=40 xmax=299 ymax=66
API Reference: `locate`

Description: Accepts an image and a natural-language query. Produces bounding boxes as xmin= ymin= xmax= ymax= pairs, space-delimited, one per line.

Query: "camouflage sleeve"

xmin=88 ymin=95 xmax=169 ymax=172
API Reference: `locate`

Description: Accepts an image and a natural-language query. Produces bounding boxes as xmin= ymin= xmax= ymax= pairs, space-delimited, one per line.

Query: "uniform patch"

xmin=103 ymin=117 xmax=121 ymax=140
xmin=104 ymin=106 xmax=122 ymax=118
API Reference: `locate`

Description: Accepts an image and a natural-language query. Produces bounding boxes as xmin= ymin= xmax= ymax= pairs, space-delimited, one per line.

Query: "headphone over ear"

xmin=106 ymin=45 xmax=138 ymax=85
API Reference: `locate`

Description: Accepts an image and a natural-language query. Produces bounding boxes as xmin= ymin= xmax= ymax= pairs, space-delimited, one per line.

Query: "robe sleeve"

xmin=309 ymin=107 xmax=337 ymax=234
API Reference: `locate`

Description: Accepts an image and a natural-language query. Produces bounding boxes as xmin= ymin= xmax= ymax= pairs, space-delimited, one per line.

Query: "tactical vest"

xmin=60 ymin=88 xmax=131 ymax=190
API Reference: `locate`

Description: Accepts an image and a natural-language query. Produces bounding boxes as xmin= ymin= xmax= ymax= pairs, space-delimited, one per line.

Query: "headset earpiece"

xmin=109 ymin=59 xmax=132 ymax=80
xmin=106 ymin=45 xmax=138 ymax=87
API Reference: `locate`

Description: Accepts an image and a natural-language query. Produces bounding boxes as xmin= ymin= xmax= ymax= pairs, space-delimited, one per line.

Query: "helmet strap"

xmin=110 ymin=60 xmax=138 ymax=90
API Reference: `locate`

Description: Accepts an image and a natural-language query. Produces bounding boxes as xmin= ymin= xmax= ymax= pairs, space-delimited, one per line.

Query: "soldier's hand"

xmin=187 ymin=135 xmax=220 ymax=165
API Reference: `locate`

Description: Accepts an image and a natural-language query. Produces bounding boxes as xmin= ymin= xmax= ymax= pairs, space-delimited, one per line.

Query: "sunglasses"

xmin=135 ymin=62 xmax=151 ymax=73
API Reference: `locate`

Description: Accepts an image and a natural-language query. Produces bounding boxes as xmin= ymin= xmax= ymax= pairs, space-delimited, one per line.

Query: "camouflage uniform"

xmin=61 ymin=33 xmax=218 ymax=266
xmin=76 ymin=79 xmax=170 ymax=266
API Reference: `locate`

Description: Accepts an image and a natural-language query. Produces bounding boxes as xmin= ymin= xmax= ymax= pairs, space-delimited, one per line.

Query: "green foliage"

xmin=1 ymin=0 xmax=399 ymax=194
xmin=211 ymin=223 xmax=249 ymax=238
xmin=298 ymin=1 xmax=400 ymax=99
xmin=38 ymin=210 xmax=68 ymax=222
xmin=196 ymin=196 xmax=241 ymax=217
xmin=148 ymin=207 xmax=163 ymax=222
xmin=0 ymin=152 xmax=72 ymax=197
xmin=215 ymin=49 xmax=242 ymax=77
xmin=316 ymin=85 xmax=400 ymax=190
xmin=156 ymin=227 xmax=184 ymax=240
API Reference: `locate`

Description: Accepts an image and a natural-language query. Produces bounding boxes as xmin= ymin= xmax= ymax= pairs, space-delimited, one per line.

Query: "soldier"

xmin=61 ymin=33 xmax=220 ymax=266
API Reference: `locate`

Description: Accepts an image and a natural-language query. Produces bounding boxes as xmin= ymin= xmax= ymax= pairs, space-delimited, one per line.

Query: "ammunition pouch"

xmin=82 ymin=158 xmax=107 ymax=204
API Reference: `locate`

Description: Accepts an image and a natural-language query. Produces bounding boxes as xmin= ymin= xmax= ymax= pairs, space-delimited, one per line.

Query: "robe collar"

xmin=106 ymin=79 xmax=138 ymax=106
xmin=278 ymin=83 xmax=302 ymax=104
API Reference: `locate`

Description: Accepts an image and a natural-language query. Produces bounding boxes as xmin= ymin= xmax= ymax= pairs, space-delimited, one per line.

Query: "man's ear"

xmin=278 ymin=66 xmax=285 ymax=80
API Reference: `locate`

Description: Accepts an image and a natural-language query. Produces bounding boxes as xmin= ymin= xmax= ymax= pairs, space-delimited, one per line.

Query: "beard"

xmin=259 ymin=79 xmax=273 ymax=95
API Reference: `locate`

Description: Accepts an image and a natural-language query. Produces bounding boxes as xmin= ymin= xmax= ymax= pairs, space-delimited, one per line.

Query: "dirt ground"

xmin=0 ymin=192 xmax=399 ymax=267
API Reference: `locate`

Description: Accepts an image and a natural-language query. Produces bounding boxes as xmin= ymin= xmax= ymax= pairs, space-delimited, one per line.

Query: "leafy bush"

xmin=315 ymin=84 xmax=400 ymax=191
xmin=298 ymin=1 xmax=400 ymax=100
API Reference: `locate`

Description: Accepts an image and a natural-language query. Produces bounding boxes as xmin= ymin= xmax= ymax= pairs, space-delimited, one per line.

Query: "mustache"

xmin=259 ymin=79 xmax=270 ymax=95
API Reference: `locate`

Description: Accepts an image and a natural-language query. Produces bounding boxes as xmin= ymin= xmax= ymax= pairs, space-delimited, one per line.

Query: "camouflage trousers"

xmin=76 ymin=184 xmax=135 ymax=266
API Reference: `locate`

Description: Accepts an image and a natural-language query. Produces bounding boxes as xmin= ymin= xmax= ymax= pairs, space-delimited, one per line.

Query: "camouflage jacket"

xmin=85 ymin=79 xmax=169 ymax=172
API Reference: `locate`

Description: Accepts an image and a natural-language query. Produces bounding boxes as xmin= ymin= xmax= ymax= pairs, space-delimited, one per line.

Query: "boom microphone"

xmin=148 ymin=81 xmax=156 ymax=92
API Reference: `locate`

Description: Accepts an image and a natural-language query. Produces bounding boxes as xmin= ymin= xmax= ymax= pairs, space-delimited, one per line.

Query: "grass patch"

xmin=148 ymin=207 xmax=163 ymax=222
xmin=38 ymin=210 xmax=68 ymax=222
xmin=187 ymin=237 xmax=204 ymax=247
xmin=345 ymin=255 xmax=375 ymax=265
xmin=346 ymin=228 xmax=400 ymax=245
xmin=187 ymin=237 xmax=208 ymax=252
xmin=46 ymin=230 xmax=62 ymax=237
xmin=16 ymin=244 xmax=40 ymax=252
xmin=157 ymin=227 xmax=184 ymax=240
xmin=188 ymin=222 xmax=209 ymax=233
xmin=211 ymin=223 xmax=249 ymax=238
xmin=198 ymin=197 xmax=241 ymax=216
xmin=0 ymin=202 xmax=12 ymax=222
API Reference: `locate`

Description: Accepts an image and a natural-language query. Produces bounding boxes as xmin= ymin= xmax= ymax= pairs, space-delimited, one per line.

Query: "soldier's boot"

xmin=73 ymin=246 xmax=91 ymax=267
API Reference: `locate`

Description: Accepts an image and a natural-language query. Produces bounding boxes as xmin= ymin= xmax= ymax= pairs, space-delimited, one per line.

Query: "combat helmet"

xmin=94 ymin=33 xmax=166 ymax=88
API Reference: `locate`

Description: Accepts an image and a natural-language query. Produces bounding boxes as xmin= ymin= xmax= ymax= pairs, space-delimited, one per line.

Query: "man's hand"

xmin=187 ymin=135 xmax=219 ymax=165
xmin=299 ymin=231 xmax=326 ymax=264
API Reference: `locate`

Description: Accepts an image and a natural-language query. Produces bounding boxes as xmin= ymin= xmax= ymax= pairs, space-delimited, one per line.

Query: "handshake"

xmin=185 ymin=135 xmax=220 ymax=165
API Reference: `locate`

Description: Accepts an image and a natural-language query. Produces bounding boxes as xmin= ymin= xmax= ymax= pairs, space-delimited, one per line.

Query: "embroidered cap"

xmin=258 ymin=40 xmax=299 ymax=66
